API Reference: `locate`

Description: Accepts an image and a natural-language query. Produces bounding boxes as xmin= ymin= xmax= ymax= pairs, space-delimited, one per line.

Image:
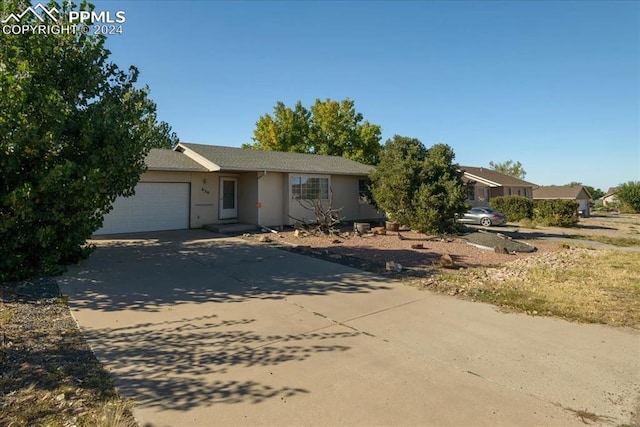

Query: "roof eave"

xmin=146 ymin=166 xmax=206 ymax=172
xmin=216 ymin=166 xmax=371 ymax=176
xmin=533 ymin=196 xmax=575 ymax=200
xmin=174 ymin=143 xmax=220 ymax=172
xmin=463 ymin=172 xmax=501 ymax=187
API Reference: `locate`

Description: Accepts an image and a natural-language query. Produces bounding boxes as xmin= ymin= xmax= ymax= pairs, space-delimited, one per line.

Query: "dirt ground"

xmin=245 ymin=214 xmax=640 ymax=276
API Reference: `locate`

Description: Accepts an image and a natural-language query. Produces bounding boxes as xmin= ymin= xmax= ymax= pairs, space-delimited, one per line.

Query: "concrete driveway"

xmin=59 ymin=230 xmax=640 ymax=426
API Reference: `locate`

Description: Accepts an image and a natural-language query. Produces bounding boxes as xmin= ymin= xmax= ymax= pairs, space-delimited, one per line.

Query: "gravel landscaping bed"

xmin=247 ymin=225 xmax=558 ymax=276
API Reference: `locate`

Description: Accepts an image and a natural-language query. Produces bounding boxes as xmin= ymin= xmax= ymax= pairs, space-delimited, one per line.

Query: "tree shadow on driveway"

xmin=82 ymin=313 xmax=359 ymax=411
xmin=59 ymin=231 xmax=394 ymax=313
xmin=56 ymin=231 xmax=379 ymax=412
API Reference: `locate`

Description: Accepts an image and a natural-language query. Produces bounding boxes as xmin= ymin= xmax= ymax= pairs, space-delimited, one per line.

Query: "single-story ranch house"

xmin=461 ymin=166 xmax=536 ymax=208
xmin=533 ymin=184 xmax=592 ymax=217
xmin=96 ymin=144 xmax=383 ymax=235
xmin=97 ymin=144 xmax=549 ymax=235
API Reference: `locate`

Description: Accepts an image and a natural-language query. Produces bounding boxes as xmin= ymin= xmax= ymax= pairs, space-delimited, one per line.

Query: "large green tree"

xmin=368 ymin=136 xmax=426 ymax=226
xmin=616 ymin=181 xmax=640 ymax=213
xmin=369 ymin=136 xmax=468 ymax=234
xmin=411 ymin=144 xmax=469 ymax=233
xmin=488 ymin=159 xmax=527 ymax=179
xmin=244 ymin=98 xmax=382 ymax=165
xmin=1 ymin=0 xmax=177 ymax=282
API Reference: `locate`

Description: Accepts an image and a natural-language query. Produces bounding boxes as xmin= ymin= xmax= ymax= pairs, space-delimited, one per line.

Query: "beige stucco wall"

xmin=257 ymin=172 xmax=285 ymax=227
xmin=331 ymin=176 xmax=383 ymax=222
xmin=331 ymin=175 xmax=359 ymax=220
xmin=192 ymin=173 xmax=217 ymax=228
xmin=238 ymin=173 xmax=258 ymax=225
xmin=139 ymin=170 xmax=383 ymax=229
xmin=283 ymin=173 xmax=383 ymax=226
xmin=140 ymin=170 xmax=193 ymax=184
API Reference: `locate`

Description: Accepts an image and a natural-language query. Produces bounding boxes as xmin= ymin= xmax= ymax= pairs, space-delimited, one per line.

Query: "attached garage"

xmin=95 ymin=182 xmax=191 ymax=235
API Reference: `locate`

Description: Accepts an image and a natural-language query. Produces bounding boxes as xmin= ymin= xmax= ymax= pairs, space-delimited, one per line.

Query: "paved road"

xmin=59 ymin=230 xmax=640 ymax=426
xmin=474 ymin=222 xmax=640 ymax=252
xmin=536 ymin=235 xmax=640 ymax=252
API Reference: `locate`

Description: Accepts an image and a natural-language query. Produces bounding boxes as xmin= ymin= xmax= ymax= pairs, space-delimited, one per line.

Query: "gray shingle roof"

xmin=177 ymin=143 xmax=374 ymax=176
xmin=533 ymin=185 xmax=591 ymax=200
xmin=460 ymin=166 xmax=536 ymax=187
xmin=145 ymin=148 xmax=208 ymax=171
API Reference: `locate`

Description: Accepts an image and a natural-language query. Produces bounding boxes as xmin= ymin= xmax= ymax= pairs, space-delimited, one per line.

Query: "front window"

xmin=291 ymin=176 xmax=329 ymax=200
xmin=359 ymin=179 xmax=372 ymax=204
xmin=466 ymin=184 xmax=476 ymax=201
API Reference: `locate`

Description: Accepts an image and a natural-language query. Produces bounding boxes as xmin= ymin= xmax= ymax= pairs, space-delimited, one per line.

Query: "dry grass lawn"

xmin=417 ymin=248 xmax=640 ymax=328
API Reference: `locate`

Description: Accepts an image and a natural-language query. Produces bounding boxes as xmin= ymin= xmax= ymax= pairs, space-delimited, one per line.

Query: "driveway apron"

xmin=58 ymin=230 xmax=640 ymax=426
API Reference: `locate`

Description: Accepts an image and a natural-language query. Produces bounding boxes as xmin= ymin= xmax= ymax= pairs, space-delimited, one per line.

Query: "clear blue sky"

xmin=93 ymin=0 xmax=639 ymax=191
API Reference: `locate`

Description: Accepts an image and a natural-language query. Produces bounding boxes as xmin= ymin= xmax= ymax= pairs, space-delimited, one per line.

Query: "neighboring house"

xmin=602 ymin=187 xmax=619 ymax=207
xmin=532 ymin=184 xmax=592 ymax=217
xmin=460 ymin=166 xmax=536 ymax=208
xmin=96 ymin=144 xmax=383 ymax=235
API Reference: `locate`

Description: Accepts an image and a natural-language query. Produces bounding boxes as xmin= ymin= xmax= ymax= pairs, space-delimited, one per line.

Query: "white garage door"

xmin=95 ymin=182 xmax=190 ymax=235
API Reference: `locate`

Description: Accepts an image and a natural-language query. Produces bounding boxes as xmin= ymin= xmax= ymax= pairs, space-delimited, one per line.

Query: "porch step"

xmin=204 ymin=223 xmax=259 ymax=234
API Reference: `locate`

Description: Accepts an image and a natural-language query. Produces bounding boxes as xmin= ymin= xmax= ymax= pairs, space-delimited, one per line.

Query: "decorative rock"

xmin=258 ymin=235 xmax=272 ymax=243
xmin=439 ymin=253 xmax=455 ymax=269
xmin=354 ymin=222 xmax=371 ymax=234
xmin=372 ymin=227 xmax=386 ymax=235
xmin=410 ymin=243 xmax=424 ymax=249
xmin=386 ymin=260 xmax=402 ymax=272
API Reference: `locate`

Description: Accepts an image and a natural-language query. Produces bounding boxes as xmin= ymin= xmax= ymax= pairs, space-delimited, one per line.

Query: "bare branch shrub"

xmin=288 ymin=189 xmax=343 ymax=235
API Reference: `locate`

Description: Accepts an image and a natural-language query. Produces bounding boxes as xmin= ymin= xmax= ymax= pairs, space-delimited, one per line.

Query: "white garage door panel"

xmin=96 ymin=183 xmax=190 ymax=235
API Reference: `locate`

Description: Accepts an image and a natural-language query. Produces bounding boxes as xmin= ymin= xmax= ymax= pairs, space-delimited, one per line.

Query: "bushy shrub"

xmin=370 ymin=136 xmax=468 ymax=234
xmin=490 ymin=196 xmax=533 ymax=222
xmin=534 ymin=200 xmax=579 ymax=227
xmin=518 ymin=218 xmax=537 ymax=229
xmin=616 ymin=181 xmax=640 ymax=213
xmin=1 ymin=2 xmax=177 ymax=283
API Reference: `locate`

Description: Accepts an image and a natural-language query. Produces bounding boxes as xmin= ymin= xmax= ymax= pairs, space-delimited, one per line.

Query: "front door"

xmin=219 ymin=177 xmax=238 ymax=219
